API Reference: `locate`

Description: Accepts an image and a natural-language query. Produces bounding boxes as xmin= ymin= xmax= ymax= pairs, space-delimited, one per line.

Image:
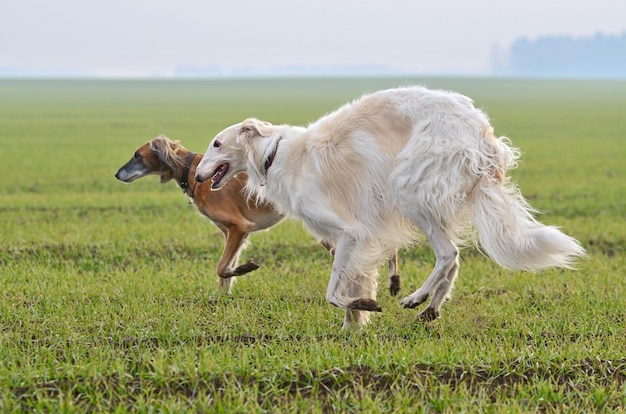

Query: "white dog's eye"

xmin=213 ymin=141 xmax=221 ymax=148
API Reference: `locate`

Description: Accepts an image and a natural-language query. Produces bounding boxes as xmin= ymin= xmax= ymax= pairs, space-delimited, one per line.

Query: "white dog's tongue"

xmin=211 ymin=163 xmax=229 ymax=188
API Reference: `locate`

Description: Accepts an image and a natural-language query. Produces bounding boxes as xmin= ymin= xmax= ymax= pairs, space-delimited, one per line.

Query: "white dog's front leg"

xmin=327 ymin=234 xmax=382 ymax=329
xmin=325 ymin=234 xmax=356 ymax=308
xmin=342 ymin=308 xmax=371 ymax=329
xmin=218 ymin=277 xmax=235 ymax=294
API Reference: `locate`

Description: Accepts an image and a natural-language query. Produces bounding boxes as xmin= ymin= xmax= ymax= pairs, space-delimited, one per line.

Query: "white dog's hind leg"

xmin=419 ymin=255 xmax=459 ymax=321
xmin=400 ymin=214 xmax=459 ymax=321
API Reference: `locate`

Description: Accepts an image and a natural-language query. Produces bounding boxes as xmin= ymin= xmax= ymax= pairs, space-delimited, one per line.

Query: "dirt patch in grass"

xmin=586 ymin=238 xmax=626 ymax=257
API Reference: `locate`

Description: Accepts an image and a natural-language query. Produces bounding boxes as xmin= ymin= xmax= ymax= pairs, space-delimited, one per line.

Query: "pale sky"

xmin=1 ymin=0 xmax=625 ymax=77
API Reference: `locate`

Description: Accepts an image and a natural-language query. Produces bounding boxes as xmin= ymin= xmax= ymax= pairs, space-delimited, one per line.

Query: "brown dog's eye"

xmin=134 ymin=151 xmax=140 ymax=159
xmin=213 ymin=141 xmax=221 ymax=148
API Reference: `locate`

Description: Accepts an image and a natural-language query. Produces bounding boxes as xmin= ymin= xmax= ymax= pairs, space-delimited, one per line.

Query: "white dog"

xmin=195 ymin=86 xmax=585 ymax=329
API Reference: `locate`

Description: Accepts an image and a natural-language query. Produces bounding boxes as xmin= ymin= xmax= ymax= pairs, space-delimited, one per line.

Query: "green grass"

xmin=1 ymin=78 xmax=625 ymax=412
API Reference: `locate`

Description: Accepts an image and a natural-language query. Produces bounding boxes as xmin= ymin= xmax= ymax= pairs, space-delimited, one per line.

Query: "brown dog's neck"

xmin=173 ymin=150 xmax=201 ymax=197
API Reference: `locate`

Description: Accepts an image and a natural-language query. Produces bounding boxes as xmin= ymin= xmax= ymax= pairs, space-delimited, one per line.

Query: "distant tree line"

xmin=493 ymin=32 xmax=626 ymax=78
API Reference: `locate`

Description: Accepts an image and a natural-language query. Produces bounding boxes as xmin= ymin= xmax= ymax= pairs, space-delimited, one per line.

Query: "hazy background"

xmin=1 ymin=0 xmax=625 ymax=78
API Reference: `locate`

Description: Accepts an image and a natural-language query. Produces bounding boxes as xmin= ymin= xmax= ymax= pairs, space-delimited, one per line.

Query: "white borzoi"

xmin=195 ymin=86 xmax=586 ymax=329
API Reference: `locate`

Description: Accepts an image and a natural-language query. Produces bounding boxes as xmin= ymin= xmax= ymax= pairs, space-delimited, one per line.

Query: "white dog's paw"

xmin=400 ymin=291 xmax=430 ymax=309
xmin=418 ymin=307 xmax=441 ymax=322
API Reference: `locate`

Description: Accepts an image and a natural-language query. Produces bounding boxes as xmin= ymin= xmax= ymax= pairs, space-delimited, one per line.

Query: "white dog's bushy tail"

xmin=472 ymin=140 xmax=586 ymax=271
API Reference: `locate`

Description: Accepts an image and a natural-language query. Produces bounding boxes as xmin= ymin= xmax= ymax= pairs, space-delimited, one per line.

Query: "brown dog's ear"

xmin=149 ymin=135 xmax=170 ymax=154
xmin=237 ymin=118 xmax=274 ymax=144
xmin=149 ymin=135 xmax=181 ymax=183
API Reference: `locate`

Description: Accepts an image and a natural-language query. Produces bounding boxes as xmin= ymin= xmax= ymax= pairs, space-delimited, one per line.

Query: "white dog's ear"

xmin=237 ymin=118 xmax=274 ymax=144
xmin=237 ymin=119 xmax=275 ymax=186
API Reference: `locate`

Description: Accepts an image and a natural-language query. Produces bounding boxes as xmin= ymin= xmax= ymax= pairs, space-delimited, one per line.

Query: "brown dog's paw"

xmin=388 ymin=274 xmax=401 ymax=296
xmin=347 ymin=298 xmax=382 ymax=312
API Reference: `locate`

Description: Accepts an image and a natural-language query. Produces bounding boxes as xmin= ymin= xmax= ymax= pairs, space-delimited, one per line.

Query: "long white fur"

xmin=195 ymin=86 xmax=586 ymax=328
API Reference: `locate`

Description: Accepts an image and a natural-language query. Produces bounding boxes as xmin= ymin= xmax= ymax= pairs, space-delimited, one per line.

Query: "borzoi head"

xmin=196 ymin=119 xmax=277 ymax=190
xmin=115 ymin=135 xmax=186 ymax=184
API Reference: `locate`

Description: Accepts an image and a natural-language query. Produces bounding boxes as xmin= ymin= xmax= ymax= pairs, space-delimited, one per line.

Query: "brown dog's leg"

xmin=387 ymin=251 xmax=401 ymax=296
xmin=216 ymin=228 xmax=258 ymax=279
xmin=321 ymin=240 xmax=335 ymax=255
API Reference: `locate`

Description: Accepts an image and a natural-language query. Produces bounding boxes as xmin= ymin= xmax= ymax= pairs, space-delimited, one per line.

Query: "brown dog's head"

xmin=114 ymin=135 xmax=186 ymax=183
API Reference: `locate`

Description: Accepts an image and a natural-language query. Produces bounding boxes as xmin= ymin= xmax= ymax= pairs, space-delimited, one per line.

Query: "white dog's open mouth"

xmin=210 ymin=163 xmax=229 ymax=189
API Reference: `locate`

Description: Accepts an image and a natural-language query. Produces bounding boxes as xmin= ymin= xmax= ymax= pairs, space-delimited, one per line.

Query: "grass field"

xmin=1 ymin=78 xmax=625 ymax=412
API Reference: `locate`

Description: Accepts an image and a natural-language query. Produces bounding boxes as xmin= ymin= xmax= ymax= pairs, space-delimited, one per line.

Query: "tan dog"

xmin=115 ymin=136 xmax=283 ymax=294
xmin=115 ymin=135 xmax=402 ymax=296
